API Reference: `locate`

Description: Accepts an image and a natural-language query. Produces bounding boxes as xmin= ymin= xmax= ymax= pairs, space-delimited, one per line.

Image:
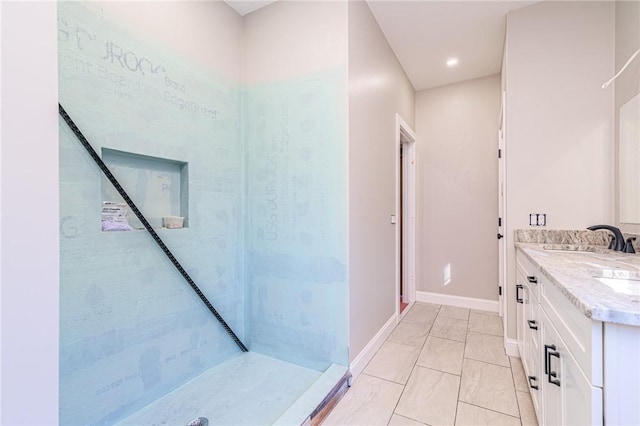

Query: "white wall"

xmin=243 ymin=1 xmax=348 ymax=85
xmin=415 ymin=75 xmax=501 ymax=302
xmin=615 ymin=0 xmax=640 ymax=233
xmin=241 ymin=1 xmax=350 ymax=369
xmin=1 ymin=2 xmax=59 ymax=424
xmin=347 ymin=1 xmax=415 ymax=364
xmin=504 ymin=1 xmax=615 ymax=339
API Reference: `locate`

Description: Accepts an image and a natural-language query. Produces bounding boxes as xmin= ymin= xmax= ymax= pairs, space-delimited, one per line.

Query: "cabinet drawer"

xmin=540 ymin=274 xmax=603 ymax=387
xmin=517 ymin=252 xmax=541 ymax=302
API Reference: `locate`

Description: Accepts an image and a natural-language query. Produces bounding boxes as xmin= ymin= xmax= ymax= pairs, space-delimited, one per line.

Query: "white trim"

xmin=504 ymin=337 xmax=520 ymax=357
xmin=349 ymin=314 xmax=397 ymax=380
xmin=399 ymin=301 xmax=415 ymax=321
xmin=416 ymin=291 xmax=499 ymax=313
xmin=395 ymin=114 xmax=417 ymax=318
xmin=499 ymin=89 xmax=508 ymax=339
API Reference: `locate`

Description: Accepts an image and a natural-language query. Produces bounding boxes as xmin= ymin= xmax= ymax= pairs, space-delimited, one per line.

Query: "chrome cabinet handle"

xmin=527 ymin=275 xmax=538 ymax=284
xmin=527 ymin=319 xmax=538 ymax=330
xmin=528 ymin=375 xmax=539 ymax=390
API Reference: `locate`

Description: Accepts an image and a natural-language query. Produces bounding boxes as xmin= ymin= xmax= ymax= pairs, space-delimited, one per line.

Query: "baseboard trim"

xmin=349 ymin=314 xmax=397 ymax=380
xmin=504 ymin=338 xmax=519 ymax=357
xmin=416 ymin=291 xmax=499 ymax=312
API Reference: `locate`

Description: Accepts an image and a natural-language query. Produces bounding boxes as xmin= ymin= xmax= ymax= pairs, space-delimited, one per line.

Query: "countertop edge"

xmin=515 ymin=243 xmax=640 ymax=327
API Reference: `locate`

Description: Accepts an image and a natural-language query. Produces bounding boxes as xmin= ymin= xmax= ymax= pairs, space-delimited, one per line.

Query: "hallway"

xmin=323 ymin=303 xmax=538 ymax=425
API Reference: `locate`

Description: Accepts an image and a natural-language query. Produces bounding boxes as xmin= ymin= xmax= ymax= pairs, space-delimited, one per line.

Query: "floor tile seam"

xmin=425 ymin=331 xmax=467 ymax=343
xmin=396 ymin=320 xmax=435 ymax=335
xmin=470 ymin=311 xmax=500 ymax=319
xmin=462 ymin=353 xmax=511 ymax=369
xmin=410 ymin=364 xmax=462 ymax=426
xmin=401 ymin=319 xmax=436 ymax=327
xmin=466 ymin=329 xmax=505 ymax=338
xmin=387 ymin=412 xmax=431 ymax=426
xmin=409 ymin=364 xmax=462 ymax=384
xmin=467 ymin=320 xmax=504 ymax=337
xmin=428 ymin=329 xmax=468 ymax=344
xmin=459 ymin=357 xmax=521 ymax=420
xmin=436 ymin=314 xmax=470 ymax=321
xmin=456 ymin=400 xmax=522 ymax=421
xmin=382 ymin=321 xmax=432 ymax=412
xmin=366 ymin=336 xmax=423 ymax=378
xmin=453 ymin=338 xmax=466 ymax=426
xmin=390 ymin=305 xmax=443 ymax=419
xmin=414 ymin=359 xmax=462 ymax=377
xmin=457 ymin=323 xmax=471 ymax=426
xmin=390 ymin=322 xmax=433 ymax=357
xmin=362 ymin=335 xmax=427 ymax=374
xmin=457 ymin=393 xmax=522 ymax=419
xmin=382 ymin=339 xmax=428 ymax=353
xmin=389 ymin=363 xmax=415 ymax=421
xmin=508 ymin=357 xmax=524 ymax=419
xmin=359 ymin=372 xmax=408 ymax=388
xmin=361 ymin=371 xmax=410 ymax=387
xmin=463 ymin=357 xmax=518 ymax=376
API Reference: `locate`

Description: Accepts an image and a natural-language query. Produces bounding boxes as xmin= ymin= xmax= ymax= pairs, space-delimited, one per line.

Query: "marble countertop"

xmin=516 ymin=243 xmax=640 ymax=326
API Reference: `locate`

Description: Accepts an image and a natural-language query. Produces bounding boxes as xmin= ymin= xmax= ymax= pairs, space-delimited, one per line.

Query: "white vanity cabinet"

xmin=515 ymin=250 xmax=603 ymax=425
xmin=515 ymin=254 xmax=541 ymax=413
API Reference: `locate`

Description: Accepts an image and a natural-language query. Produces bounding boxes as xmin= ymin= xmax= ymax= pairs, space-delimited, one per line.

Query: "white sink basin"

xmin=596 ymin=277 xmax=640 ymax=297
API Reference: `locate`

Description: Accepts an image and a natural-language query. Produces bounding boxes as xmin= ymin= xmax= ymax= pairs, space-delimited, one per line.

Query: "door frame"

xmin=499 ymin=90 xmax=507 ymax=325
xmin=395 ymin=114 xmax=417 ymax=319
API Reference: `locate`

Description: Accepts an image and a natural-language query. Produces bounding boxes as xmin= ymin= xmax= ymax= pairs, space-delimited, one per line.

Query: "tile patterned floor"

xmin=322 ymin=303 xmax=539 ymax=426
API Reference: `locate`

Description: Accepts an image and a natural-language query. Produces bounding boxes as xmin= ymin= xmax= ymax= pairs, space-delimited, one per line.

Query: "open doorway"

xmin=498 ymin=90 xmax=506 ymax=323
xmin=396 ymin=114 xmax=416 ymax=317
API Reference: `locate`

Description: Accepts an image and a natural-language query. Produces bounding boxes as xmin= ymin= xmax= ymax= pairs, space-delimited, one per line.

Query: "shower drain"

xmin=187 ymin=417 xmax=209 ymax=426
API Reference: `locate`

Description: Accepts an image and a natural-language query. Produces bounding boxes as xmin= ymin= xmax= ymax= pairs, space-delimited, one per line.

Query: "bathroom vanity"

xmin=515 ymin=243 xmax=640 ymax=426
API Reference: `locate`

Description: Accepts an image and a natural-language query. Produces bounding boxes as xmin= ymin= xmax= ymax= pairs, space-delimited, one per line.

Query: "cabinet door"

xmin=561 ymin=339 xmax=603 ymax=426
xmin=528 ymin=330 xmax=541 ymax=418
xmin=540 ymin=309 xmax=603 ymax=426
xmin=541 ymin=311 xmax=562 ymax=426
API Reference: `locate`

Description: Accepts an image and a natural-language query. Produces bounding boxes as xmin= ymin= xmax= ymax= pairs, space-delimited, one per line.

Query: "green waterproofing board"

xmin=58 ymin=2 xmax=348 ymax=424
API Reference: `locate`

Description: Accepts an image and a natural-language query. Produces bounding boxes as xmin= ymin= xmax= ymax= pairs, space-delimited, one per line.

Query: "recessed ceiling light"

xmin=446 ymin=57 xmax=459 ymax=67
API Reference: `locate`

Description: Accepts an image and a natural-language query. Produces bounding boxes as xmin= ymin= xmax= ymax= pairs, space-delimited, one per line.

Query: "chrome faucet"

xmin=587 ymin=225 xmax=625 ymax=251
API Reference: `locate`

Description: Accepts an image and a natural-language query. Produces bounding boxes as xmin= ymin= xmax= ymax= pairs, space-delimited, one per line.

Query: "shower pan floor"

xmin=117 ymin=351 xmax=347 ymax=426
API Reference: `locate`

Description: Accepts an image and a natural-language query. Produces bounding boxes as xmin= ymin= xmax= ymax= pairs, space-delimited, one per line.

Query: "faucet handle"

xmin=624 ymin=237 xmax=636 ymax=254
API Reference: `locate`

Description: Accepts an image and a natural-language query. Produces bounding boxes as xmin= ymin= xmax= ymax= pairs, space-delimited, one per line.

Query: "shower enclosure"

xmin=58 ymin=2 xmax=349 ymax=424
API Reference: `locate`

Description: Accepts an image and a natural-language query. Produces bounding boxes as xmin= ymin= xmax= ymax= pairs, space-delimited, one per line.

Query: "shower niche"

xmin=101 ymin=148 xmax=189 ymax=231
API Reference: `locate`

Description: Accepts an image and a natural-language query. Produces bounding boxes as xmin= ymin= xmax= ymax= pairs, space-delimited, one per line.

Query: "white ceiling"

xmin=224 ymin=1 xmax=276 ymax=16
xmin=367 ymin=1 xmax=538 ymax=91
xmin=224 ymin=0 xmax=538 ymax=91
